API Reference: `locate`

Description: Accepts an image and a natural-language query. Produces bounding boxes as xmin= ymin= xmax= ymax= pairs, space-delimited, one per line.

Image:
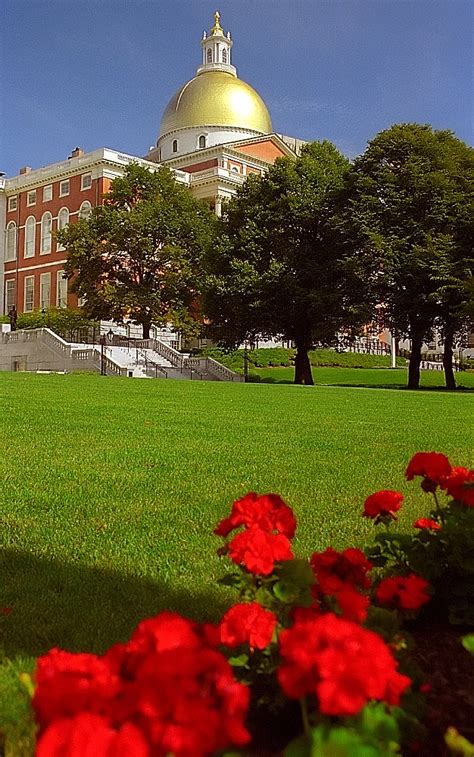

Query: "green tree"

xmin=57 ymin=164 xmax=216 ymax=339
xmin=342 ymin=124 xmax=473 ymax=389
xmin=204 ymin=142 xmax=377 ymax=384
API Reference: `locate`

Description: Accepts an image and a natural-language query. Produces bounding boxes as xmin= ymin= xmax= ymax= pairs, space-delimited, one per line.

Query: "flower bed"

xmin=23 ymin=454 xmax=474 ymax=755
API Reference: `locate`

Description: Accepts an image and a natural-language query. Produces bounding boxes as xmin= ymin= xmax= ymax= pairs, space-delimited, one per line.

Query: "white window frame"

xmin=24 ymin=275 xmax=34 ymax=312
xmin=59 ymin=179 xmax=70 ymax=197
xmin=26 ymin=190 xmax=37 ymax=206
xmin=172 ymin=139 xmax=178 ymax=153
xmin=43 ymin=184 xmax=53 ymax=202
xmin=8 ymin=196 xmax=17 ymax=212
xmin=56 ymin=207 xmax=70 ymax=250
xmin=40 ymin=212 xmax=52 ymax=254
xmin=56 ymin=270 xmax=68 ymax=308
xmin=79 ymin=201 xmax=92 ymax=220
xmin=40 ymin=272 xmax=51 ymax=311
xmin=5 ymin=279 xmax=16 ymax=313
xmin=81 ymin=173 xmax=92 ymax=190
xmin=24 ymin=216 xmax=36 ymax=258
xmin=198 ymin=134 xmax=207 ymax=149
xmin=5 ymin=221 xmax=17 ymax=261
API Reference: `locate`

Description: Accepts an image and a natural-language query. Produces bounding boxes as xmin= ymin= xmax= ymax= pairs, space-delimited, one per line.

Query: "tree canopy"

xmin=341 ymin=123 xmax=474 ymax=388
xmin=57 ymin=164 xmax=216 ymax=338
xmin=204 ymin=142 xmax=378 ymax=384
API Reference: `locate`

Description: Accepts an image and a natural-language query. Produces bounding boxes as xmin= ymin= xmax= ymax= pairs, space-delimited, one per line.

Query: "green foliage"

xmin=285 ymin=704 xmax=401 ymax=756
xmin=366 ymin=498 xmax=474 ymax=625
xmin=204 ymin=141 xmax=378 ymax=384
xmin=57 ymin=163 xmax=216 ymax=338
xmin=445 ymin=727 xmax=474 ymax=757
xmin=14 ymin=308 xmax=98 ymax=336
xmin=461 ymin=634 xmax=474 ymax=655
xmin=341 ymin=123 xmax=474 ymax=388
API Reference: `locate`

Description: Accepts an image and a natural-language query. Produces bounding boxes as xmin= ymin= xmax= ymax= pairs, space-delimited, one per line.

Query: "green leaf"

xmin=461 ymin=634 xmax=474 ymax=655
xmin=228 ymin=653 xmax=249 ymax=668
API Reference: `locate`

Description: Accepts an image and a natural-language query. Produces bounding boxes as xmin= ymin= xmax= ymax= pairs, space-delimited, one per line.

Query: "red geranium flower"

xmin=228 ymin=526 xmax=293 ymax=575
xmin=442 ymin=466 xmax=474 ymax=507
xmin=36 ymin=714 xmax=148 ymax=757
xmin=219 ymin=602 xmax=277 ymax=650
xmin=363 ymin=490 xmax=403 ymax=520
xmin=214 ymin=492 xmax=297 ymax=539
xmin=33 ymin=649 xmax=121 ymax=728
xmin=34 ymin=612 xmax=251 ymax=757
xmin=310 ymin=547 xmax=372 ymax=594
xmin=375 ymin=574 xmax=431 ymax=611
xmin=334 ymin=586 xmax=370 ymax=623
xmin=413 ymin=518 xmax=441 ymax=531
xmin=277 ymin=613 xmax=410 ymax=716
xmin=405 ymin=452 xmax=452 ymax=493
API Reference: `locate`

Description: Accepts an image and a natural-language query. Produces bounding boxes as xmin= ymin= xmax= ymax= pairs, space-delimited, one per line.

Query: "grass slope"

xmin=0 ymin=372 xmax=472 ymax=748
xmin=251 ymin=366 xmax=474 ymax=389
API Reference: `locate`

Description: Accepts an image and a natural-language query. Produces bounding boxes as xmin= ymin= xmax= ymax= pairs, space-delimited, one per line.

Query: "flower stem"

xmin=432 ymin=491 xmax=445 ymax=524
xmin=300 ymin=697 xmax=311 ymax=737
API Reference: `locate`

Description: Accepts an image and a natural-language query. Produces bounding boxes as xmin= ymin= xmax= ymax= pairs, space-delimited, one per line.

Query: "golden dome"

xmin=159 ymin=70 xmax=272 ymax=137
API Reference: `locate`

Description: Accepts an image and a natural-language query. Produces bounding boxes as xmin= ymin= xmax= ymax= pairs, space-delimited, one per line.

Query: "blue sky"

xmin=1 ymin=0 xmax=472 ymax=177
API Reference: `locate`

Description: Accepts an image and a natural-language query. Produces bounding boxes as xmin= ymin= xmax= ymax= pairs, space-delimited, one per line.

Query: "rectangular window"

xmin=5 ymin=280 xmax=16 ymax=313
xmin=56 ymin=271 xmax=68 ymax=308
xmin=27 ymin=190 xmax=37 ymax=206
xmin=59 ymin=180 xmax=70 ymax=197
xmin=43 ymin=185 xmax=53 ymax=202
xmin=40 ymin=273 xmax=51 ymax=310
xmin=24 ymin=276 xmax=34 ymax=312
xmin=81 ymin=173 xmax=92 ymax=190
xmin=8 ymin=196 xmax=17 ymax=212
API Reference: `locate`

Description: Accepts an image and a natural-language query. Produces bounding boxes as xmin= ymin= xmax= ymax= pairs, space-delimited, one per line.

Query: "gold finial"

xmin=211 ymin=10 xmax=223 ymax=35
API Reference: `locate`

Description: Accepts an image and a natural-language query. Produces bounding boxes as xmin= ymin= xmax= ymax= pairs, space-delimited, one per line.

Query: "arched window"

xmin=222 ymin=49 xmax=227 ymax=64
xmin=24 ymin=216 xmax=36 ymax=258
xmin=5 ymin=221 xmax=17 ymax=261
xmin=207 ymin=48 xmax=212 ymax=63
xmin=198 ymin=135 xmax=206 ymax=149
xmin=41 ymin=212 xmax=52 ymax=254
xmin=79 ymin=201 xmax=92 ymax=220
xmin=56 ymin=207 xmax=70 ymax=250
xmin=172 ymin=139 xmax=178 ymax=153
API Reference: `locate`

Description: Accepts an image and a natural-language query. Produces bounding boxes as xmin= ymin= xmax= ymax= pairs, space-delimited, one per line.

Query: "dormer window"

xmin=172 ymin=139 xmax=178 ymax=153
xmin=198 ymin=135 xmax=206 ymax=149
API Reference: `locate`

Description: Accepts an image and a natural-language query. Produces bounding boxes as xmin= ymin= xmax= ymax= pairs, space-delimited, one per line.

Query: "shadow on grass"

xmin=0 ymin=549 xmax=230 ymax=659
xmin=327 ymin=383 xmax=474 ymax=393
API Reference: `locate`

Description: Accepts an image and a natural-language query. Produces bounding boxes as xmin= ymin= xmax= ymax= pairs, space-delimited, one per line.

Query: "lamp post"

xmin=100 ymin=335 xmax=106 ymax=375
xmin=243 ymin=341 xmax=249 ymax=383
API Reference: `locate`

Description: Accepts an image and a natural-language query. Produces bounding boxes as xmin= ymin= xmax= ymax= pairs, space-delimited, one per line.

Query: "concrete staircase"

xmin=0 ymin=328 xmax=243 ymax=382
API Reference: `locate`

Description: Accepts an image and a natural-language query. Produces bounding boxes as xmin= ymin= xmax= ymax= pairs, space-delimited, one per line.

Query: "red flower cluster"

xmin=310 ymin=547 xmax=372 ymax=622
xmin=363 ymin=490 xmax=404 ymax=521
xmin=219 ymin=602 xmax=277 ymax=650
xmin=413 ymin=518 xmax=441 ymax=531
xmin=277 ymin=613 xmax=410 ymax=716
xmin=405 ymin=452 xmax=452 ymax=493
xmin=215 ymin=493 xmax=295 ymax=575
xmin=215 ymin=492 xmax=297 ymax=538
xmin=375 ymin=574 xmax=431 ymax=612
xmin=442 ymin=466 xmax=474 ymax=507
xmin=33 ymin=612 xmax=250 ymax=757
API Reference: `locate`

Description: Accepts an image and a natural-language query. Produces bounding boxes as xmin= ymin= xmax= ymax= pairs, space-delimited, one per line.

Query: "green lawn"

xmin=0 ymin=372 xmax=472 ymax=750
xmin=250 ymin=365 xmax=474 ymax=389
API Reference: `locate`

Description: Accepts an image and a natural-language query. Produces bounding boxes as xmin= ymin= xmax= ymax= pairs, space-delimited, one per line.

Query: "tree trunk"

xmin=408 ymin=331 xmax=423 ymax=389
xmin=443 ymin=324 xmax=457 ymax=390
xmin=294 ymin=339 xmax=314 ymax=385
xmin=141 ymin=321 xmax=151 ymax=340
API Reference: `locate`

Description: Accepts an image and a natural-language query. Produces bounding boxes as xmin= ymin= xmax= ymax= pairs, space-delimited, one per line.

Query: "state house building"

xmin=0 ymin=12 xmax=306 ymax=316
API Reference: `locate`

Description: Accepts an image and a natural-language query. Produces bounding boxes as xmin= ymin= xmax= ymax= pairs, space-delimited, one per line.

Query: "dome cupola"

xmin=156 ymin=11 xmax=272 ymax=161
